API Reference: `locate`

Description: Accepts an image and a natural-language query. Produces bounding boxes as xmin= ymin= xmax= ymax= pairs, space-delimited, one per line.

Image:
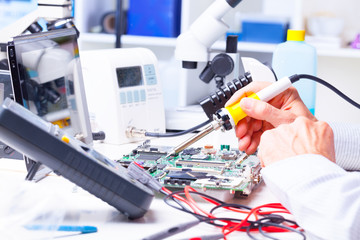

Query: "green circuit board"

xmin=117 ymin=140 xmax=262 ymax=198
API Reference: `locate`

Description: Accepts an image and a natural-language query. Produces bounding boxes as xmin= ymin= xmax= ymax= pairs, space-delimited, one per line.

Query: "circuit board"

xmin=117 ymin=140 xmax=262 ymax=198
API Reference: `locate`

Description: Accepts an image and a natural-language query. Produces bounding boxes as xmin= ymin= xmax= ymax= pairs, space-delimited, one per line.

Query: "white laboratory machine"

xmin=81 ymin=48 xmax=166 ymax=145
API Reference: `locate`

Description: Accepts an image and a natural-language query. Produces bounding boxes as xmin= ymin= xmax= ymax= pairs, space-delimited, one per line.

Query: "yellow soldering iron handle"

xmin=225 ymin=93 xmax=260 ymax=125
xmin=224 ymin=76 xmax=294 ymax=126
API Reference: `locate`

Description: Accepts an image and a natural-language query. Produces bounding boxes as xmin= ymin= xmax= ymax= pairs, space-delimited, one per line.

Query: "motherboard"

xmin=117 ymin=140 xmax=262 ymax=198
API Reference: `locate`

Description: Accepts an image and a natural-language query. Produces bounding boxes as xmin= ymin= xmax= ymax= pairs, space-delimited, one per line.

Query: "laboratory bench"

xmin=0 ymin=131 xmax=304 ymax=240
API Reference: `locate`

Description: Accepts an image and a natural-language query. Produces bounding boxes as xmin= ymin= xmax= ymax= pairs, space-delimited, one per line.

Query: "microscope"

xmin=169 ymin=0 xmax=276 ymax=129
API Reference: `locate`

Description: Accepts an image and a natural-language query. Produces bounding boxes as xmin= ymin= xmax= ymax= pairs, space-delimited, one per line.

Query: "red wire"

xmin=133 ymin=161 xmax=144 ymax=169
xmin=184 ymin=186 xmax=216 ymax=218
xmin=223 ymin=203 xmax=296 ymax=236
xmin=162 ymin=187 xmax=202 ymax=214
xmin=163 ymin=186 xmax=300 ymax=238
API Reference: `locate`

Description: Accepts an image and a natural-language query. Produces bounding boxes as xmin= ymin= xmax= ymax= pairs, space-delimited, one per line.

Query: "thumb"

xmin=239 ymin=97 xmax=294 ymax=127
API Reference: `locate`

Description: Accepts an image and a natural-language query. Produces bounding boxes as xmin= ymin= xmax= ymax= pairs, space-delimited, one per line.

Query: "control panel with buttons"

xmin=81 ymin=48 xmax=165 ymax=144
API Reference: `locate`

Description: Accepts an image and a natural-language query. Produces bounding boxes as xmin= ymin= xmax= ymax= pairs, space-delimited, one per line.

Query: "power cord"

xmin=290 ymin=74 xmax=360 ymax=109
xmin=127 ymin=119 xmax=212 ymax=139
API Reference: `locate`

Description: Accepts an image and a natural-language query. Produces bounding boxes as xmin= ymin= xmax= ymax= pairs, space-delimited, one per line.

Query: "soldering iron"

xmin=165 ymin=73 xmax=360 ymax=158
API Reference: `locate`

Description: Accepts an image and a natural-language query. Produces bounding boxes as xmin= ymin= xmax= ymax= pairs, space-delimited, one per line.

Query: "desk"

xmin=0 ymin=131 xmax=302 ymax=240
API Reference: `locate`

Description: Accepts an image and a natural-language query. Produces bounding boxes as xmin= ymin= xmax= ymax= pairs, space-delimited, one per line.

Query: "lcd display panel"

xmin=116 ymin=66 xmax=143 ymax=88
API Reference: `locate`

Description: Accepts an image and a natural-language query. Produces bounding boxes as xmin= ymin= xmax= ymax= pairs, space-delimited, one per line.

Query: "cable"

xmin=144 ymin=119 xmax=212 ymax=138
xmin=258 ymin=222 xmax=306 ymax=240
xmin=290 ymin=74 xmax=360 ymax=109
xmin=161 ymin=187 xmax=304 ymax=240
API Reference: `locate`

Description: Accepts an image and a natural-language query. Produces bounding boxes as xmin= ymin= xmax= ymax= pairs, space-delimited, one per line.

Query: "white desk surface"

xmin=0 ymin=131 xmax=302 ymax=240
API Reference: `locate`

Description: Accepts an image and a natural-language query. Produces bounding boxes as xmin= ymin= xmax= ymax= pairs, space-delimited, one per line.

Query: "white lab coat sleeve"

xmin=261 ymin=154 xmax=360 ymax=240
xmin=329 ymin=122 xmax=360 ymax=171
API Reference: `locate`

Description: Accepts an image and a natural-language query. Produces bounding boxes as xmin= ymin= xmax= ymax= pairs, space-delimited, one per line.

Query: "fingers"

xmin=225 ymin=81 xmax=272 ymax=107
xmin=234 ymin=117 xmax=250 ymax=139
xmin=238 ymin=134 xmax=251 ymax=152
xmin=246 ymin=130 xmax=262 ymax=155
xmin=237 ymin=130 xmax=262 ymax=155
xmin=240 ymin=97 xmax=296 ymax=127
xmin=236 ymin=118 xmax=263 ymax=154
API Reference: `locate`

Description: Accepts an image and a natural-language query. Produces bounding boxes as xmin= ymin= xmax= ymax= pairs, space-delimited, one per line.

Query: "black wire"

xmin=258 ymin=226 xmax=280 ymax=240
xmin=293 ymin=74 xmax=360 ymax=109
xmin=163 ymin=190 xmax=252 ymax=227
xmin=163 ymin=192 xmax=251 ymax=228
xmin=162 ymin=190 xmax=210 ymax=222
xmin=160 ymin=189 xmax=192 ymax=213
xmin=145 ymin=119 xmax=212 ymax=138
xmin=210 ymin=203 xmax=253 ymax=214
xmin=163 ymin=189 xmax=225 ymax=214
xmin=162 ymin=189 xmax=306 ymax=240
xmin=211 ymin=204 xmax=303 ymax=239
xmin=246 ymin=222 xmax=263 ymax=240
xmin=256 ymin=216 xmax=298 ymax=226
xmin=258 ymin=222 xmax=306 ymax=240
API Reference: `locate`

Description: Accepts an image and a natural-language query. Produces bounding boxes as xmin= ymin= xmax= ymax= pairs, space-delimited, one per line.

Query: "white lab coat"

xmin=261 ymin=122 xmax=360 ymax=240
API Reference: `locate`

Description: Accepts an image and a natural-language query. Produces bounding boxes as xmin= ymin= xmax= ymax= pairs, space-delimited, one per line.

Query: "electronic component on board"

xmin=118 ymin=141 xmax=262 ymax=198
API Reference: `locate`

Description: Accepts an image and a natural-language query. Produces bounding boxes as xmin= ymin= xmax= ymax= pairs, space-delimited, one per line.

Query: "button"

xmin=146 ymin=75 xmax=157 ymax=85
xmin=120 ymin=92 xmax=126 ymax=104
xmin=144 ymin=64 xmax=155 ymax=76
xmin=127 ymin=91 xmax=133 ymax=103
xmin=9 ymin=48 xmax=14 ymax=58
xmin=133 ymin=90 xmax=139 ymax=102
xmin=140 ymin=89 xmax=146 ymax=102
xmin=61 ymin=135 xmax=70 ymax=143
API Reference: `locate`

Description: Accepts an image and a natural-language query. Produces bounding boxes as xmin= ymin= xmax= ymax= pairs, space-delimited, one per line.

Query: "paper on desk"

xmin=0 ymin=179 xmax=66 ymax=240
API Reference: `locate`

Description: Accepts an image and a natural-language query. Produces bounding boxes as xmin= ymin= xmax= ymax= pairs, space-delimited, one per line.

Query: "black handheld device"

xmin=0 ymin=98 xmax=154 ymax=219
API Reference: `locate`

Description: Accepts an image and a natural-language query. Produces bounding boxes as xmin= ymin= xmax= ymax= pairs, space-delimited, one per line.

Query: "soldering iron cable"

xmin=144 ymin=119 xmax=212 ymax=138
xmin=292 ymin=74 xmax=360 ymax=109
xmin=146 ymin=74 xmax=360 ymax=140
xmin=225 ymin=73 xmax=360 ymax=126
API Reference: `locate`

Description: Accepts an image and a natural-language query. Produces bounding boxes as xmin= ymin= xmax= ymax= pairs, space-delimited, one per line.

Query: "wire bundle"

xmin=161 ymin=186 xmax=306 ymax=240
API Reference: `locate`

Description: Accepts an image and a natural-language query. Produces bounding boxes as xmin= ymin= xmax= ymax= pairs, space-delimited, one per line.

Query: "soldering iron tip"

xmin=164 ymin=151 xmax=174 ymax=159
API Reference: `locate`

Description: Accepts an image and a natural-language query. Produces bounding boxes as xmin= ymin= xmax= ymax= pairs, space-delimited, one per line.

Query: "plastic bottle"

xmin=272 ymin=29 xmax=317 ymax=115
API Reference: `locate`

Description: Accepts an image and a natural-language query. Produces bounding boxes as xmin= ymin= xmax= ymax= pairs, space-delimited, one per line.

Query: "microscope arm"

xmin=175 ymin=0 xmax=243 ymax=67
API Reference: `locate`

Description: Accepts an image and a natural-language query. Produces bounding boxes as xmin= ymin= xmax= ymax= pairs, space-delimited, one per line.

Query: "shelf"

xmin=212 ymin=41 xmax=277 ymax=53
xmin=80 ymin=33 xmax=177 ymax=47
xmin=317 ymin=48 xmax=360 ymax=58
xmin=80 ymin=32 xmax=277 ymax=52
xmin=79 ymin=33 xmax=360 ymax=59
